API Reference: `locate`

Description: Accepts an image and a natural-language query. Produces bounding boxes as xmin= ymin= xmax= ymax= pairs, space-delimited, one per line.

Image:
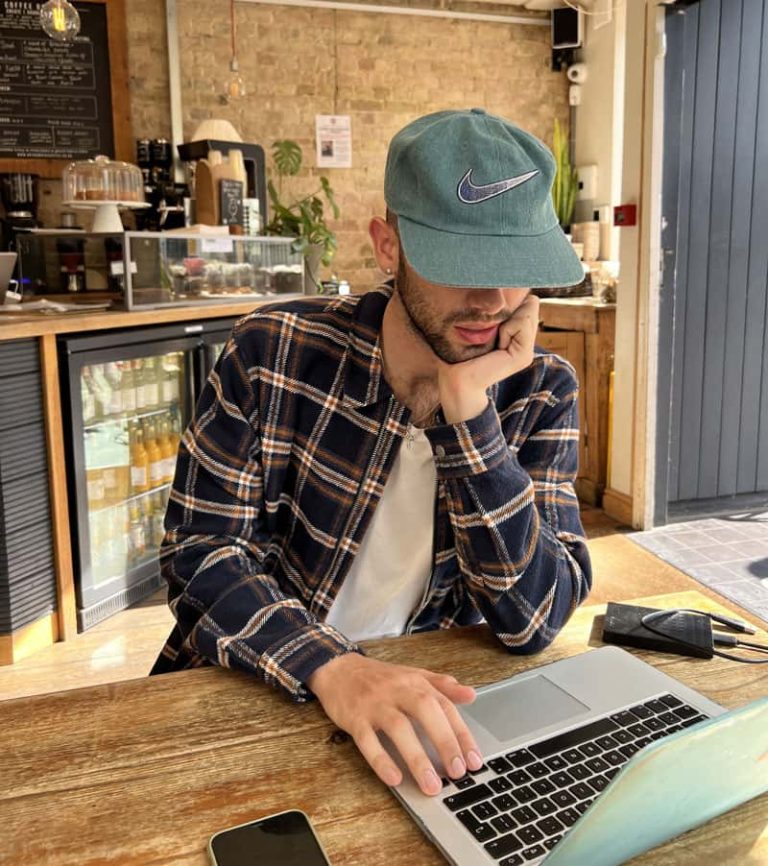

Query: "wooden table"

xmin=2 ymin=590 xmax=766 ymax=866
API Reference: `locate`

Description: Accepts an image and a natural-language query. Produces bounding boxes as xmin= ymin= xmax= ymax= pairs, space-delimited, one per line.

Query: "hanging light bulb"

xmin=225 ymin=58 xmax=246 ymax=101
xmin=40 ymin=0 xmax=81 ymax=42
xmin=222 ymin=0 xmax=246 ymax=102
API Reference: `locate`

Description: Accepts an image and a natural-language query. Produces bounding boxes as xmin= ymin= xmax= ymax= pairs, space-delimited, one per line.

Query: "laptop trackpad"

xmin=464 ymin=674 xmax=589 ymax=743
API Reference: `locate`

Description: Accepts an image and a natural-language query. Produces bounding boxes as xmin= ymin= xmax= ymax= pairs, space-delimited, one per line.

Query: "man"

xmin=152 ymin=108 xmax=592 ymax=800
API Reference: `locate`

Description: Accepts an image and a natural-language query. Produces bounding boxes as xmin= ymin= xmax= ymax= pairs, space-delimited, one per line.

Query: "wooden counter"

xmin=0 ymin=298 xmax=274 ymax=341
xmin=1 ymin=589 xmax=765 ymax=865
xmin=538 ymin=298 xmax=616 ymax=507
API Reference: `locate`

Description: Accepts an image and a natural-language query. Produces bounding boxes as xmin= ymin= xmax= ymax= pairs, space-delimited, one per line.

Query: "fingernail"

xmin=422 ymin=768 xmax=442 ymax=794
xmin=384 ymin=768 xmax=401 ymax=787
xmin=450 ymin=756 xmax=466 ymax=777
xmin=467 ymin=750 xmax=483 ymax=771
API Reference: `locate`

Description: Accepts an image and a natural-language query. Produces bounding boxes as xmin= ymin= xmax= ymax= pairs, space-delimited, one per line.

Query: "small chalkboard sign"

xmin=0 ymin=0 xmax=131 ymax=178
xmin=219 ymin=179 xmax=243 ymax=227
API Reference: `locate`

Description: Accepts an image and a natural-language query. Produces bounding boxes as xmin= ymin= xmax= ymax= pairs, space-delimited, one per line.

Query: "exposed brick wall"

xmin=40 ymin=1 xmax=570 ymax=292
xmin=124 ymin=0 xmax=172 ymax=141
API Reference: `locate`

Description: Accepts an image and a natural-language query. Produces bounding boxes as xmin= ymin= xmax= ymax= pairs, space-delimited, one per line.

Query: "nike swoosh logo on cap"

xmin=457 ymin=168 xmax=539 ymax=204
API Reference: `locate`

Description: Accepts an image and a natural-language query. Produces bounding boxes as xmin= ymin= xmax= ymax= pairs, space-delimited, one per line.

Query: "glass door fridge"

xmin=194 ymin=318 xmax=240 ymax=395
xmin=58 ymin=317 xmax=241 ymax=631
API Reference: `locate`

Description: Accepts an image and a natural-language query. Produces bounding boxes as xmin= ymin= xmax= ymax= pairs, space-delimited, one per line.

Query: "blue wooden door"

xmin=657 ymin=0 xmax=768 ymax=520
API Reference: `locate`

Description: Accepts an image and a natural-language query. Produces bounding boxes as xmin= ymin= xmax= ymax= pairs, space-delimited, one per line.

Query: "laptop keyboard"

xmin=442 ymin=693 xmax=709 ymax=864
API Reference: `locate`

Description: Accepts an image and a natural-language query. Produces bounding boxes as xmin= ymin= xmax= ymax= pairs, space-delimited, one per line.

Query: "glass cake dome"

xmin=63 ymin=154 xmax=144 ymax=203
xmin=62 ymin=155 xmax=147 ymax=232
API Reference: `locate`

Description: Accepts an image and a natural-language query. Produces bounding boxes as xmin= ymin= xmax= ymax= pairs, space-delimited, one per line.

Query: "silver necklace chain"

xmin=380 ymin=347 xmax=438 ymax=448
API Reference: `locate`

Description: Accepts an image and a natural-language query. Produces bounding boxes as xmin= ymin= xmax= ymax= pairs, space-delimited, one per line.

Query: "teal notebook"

xmin=543 ymin=696 xmax=768 ymax=865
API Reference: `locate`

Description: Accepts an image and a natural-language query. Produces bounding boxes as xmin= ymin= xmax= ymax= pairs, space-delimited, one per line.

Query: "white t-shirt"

xmin=325 ymin=426 xmax=436 ymax=642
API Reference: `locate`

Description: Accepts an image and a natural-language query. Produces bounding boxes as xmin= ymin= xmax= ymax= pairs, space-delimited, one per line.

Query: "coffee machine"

xmin=177 ymin=139 xmax=267 ymax=230
xmin=0 ymin=173 xmax=40 ymax=250
xmin=0 ymin=173 xmax=47 ymax=294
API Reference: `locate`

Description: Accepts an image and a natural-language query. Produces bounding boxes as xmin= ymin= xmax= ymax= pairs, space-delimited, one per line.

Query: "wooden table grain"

xmin=2 ymin=590 xmax=767 ymax=866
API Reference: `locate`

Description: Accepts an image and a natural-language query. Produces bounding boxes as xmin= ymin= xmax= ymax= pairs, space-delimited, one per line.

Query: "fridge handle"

xmin=192 ymin=340 xmax=207 ymax=404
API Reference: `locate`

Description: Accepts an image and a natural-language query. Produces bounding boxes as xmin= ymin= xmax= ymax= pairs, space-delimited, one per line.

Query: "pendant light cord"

xmin=230 ymin=0 xmax=236 ymax=60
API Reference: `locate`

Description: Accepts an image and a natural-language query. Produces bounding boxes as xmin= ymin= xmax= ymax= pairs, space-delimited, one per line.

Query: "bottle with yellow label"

xmin=158 ymin=414 xmax=176 ymax=485
xmin=129 ymin=421 xmax=149 ymax=495
xmin=144 ymin=417 xmax=164 ymax=490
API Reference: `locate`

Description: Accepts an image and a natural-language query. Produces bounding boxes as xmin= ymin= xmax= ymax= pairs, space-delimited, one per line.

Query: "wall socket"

xmin=575 ymin=164 xmax=598 ymax=200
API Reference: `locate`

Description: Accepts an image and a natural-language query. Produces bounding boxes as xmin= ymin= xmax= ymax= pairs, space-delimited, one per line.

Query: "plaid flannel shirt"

xmin=151 ymin=285 xmax=592 ymax=699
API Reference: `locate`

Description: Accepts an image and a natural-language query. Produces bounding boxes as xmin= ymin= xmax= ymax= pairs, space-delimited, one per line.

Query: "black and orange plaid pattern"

xmin=151 ymin=286 xmax=592 ymax=700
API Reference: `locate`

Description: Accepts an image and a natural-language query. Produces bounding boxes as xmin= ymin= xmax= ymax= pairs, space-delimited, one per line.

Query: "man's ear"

xmin=369 ymin=216 xmax=399 ymax=275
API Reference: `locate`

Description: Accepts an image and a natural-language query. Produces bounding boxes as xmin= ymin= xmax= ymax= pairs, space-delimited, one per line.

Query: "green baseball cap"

xmin=384 ymin=108 xmax=584 ymax=289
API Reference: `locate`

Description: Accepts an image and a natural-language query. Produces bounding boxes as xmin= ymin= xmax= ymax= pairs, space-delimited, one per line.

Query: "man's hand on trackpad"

xmin=307 ymin=654 xmax=483 ymax=796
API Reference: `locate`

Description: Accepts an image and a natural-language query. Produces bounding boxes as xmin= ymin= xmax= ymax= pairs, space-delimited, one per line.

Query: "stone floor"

xmin=630 ymin=511 xmax=768 ymax=625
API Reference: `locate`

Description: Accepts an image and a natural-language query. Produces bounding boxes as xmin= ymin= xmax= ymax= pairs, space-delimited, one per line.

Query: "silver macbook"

xmin=391 ymin=645 xmax=768 ymax=866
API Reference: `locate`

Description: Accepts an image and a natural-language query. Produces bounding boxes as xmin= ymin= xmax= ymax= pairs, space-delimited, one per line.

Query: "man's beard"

xmin=396 ymin=258 xmax=508 ymax=364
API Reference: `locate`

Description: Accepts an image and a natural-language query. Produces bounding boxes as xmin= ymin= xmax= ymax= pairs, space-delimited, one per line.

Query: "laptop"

xmin=391 ymin=645 xmax=768 ymax=866
xmin=0 ymin=252 xmax=17 ymax=305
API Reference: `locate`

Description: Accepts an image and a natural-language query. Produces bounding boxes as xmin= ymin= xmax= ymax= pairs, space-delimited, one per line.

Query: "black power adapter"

xmin=602 ymin=603 xmax=714 ymax=659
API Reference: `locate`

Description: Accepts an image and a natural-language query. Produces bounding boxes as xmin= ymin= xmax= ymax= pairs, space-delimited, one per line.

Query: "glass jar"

xmin=62 ymin=154 xmax=144 ymax=203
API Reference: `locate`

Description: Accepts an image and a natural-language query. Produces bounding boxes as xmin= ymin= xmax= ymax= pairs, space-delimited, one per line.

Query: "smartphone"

xmin=208 ymin=809 xmax=332 ymax=866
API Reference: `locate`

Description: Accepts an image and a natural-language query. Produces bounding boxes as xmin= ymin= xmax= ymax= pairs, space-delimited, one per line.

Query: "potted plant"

xmin=552 ymin=118 xmax=578 ymax=232
xmin=264 ymin=139 xmax=340 ymax=293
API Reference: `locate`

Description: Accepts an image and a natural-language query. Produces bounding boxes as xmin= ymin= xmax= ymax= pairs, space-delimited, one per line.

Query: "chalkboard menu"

xmin=219 ymin=179 xmax=243 ymax=227
xmin=0 ymin=0 xmax=123 ymax=166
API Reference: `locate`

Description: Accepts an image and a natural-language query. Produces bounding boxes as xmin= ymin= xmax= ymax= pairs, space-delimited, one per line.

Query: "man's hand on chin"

xmin=438 ymin=293 xmax=540 ymax=424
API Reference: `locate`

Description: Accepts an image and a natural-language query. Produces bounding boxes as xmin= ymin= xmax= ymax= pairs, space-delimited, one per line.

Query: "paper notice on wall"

xmin=315 ymin=115 xmax=352 ymax=168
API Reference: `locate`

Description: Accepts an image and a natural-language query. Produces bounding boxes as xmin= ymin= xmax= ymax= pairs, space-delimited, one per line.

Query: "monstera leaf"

xmin=271 ymin=140 xmax=302 ymax=177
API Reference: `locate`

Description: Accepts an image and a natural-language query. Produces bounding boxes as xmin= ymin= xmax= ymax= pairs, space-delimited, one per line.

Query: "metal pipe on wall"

xmin=165 ymin=0 xmax=185 ymax=184
xmin=236 ymin=0 xmax=548 ymax=25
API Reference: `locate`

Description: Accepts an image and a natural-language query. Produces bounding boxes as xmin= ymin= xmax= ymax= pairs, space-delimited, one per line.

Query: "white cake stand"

xmin=63 ymin=200 xmax=150 ymax=233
